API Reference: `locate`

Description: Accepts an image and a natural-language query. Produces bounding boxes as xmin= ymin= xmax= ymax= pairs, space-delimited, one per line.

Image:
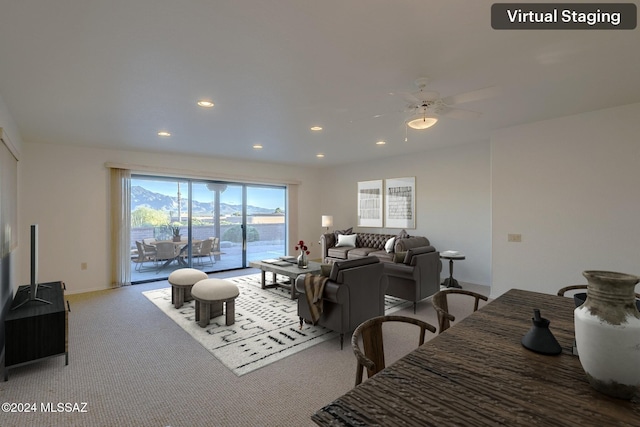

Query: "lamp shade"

xmin=321 ymin=215 xmax=333 ymax=228
xmin=407 ymin=114 xmax=438 ymax=130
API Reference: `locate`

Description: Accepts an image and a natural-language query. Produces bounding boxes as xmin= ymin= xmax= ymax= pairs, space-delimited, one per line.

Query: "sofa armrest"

xmin=320 ymin=232 xmax=336 ymax=262
xmin=395 ymin=236 xmax=430 ymax=252
xmin=383 ymin=262 xmax=417 ymax=279
xmin=295 ymin=274 xmax=347 ymax=304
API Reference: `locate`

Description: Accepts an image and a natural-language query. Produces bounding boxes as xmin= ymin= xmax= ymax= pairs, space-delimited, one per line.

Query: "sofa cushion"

xmin=394 ymin=251 xmax=407 ymax=263
xmin=385 ymin=237 xmax=396 ymax=253
xmin=334 ymin=228 xmax=353 ymax=242
xmin=369 ymin=250 xmax=393 ymax=263
xmin=404 ymin=245 xmax=436 ymax=265
xmin=347 ymin=247 xmax=379 ymax=259
xmin=329 ymin=257 xmax=379 ymax=282
xmin=395 ymin=229 xmax=410 ymax=240
xmin=328 ymin=246 xmax=352 ymax=260
xmin=335 ymin=233 xmax=357 ymax=247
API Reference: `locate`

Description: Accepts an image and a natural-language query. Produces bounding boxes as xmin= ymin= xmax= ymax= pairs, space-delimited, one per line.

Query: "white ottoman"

xmin=168 ymin=268 xmax=208 ymax=309
xmin=191 ymin=278 xmax=240 ymax=327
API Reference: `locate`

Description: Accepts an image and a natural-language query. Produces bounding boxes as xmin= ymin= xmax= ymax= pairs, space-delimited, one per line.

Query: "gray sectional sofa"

xmin=319 ymin=230 xmax=442 ymax=312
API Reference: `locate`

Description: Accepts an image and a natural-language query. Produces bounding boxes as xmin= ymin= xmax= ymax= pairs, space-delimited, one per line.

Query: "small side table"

xmin=440 ymin=251 xmax=465 ymax=289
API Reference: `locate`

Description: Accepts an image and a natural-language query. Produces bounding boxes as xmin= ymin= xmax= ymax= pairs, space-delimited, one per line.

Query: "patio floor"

xmin=131 ymin=241 xmax=286 ymax=283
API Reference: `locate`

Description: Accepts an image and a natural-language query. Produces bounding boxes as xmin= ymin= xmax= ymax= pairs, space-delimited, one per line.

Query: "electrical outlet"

xmin=508 ymin=234 xmax=522 ymax=242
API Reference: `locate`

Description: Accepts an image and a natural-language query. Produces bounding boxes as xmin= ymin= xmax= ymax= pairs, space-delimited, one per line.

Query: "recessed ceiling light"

xmin=310 ymin=126 xmax=323 ymax=131
xmin=157 ymin=131 xmax=171 ymax=137
xmin=376 ymin=140 xmax=386 ymax=145
xmin=316 ymin=153 xmax=325 ymax=158
xmin=253 ymin=144 xmax=263 ymax=149
xmin=197 ymin=100 xmax=214 ymax=108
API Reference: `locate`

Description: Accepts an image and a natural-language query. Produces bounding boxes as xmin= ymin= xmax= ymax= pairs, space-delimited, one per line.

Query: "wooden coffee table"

xmin=249 ymin=259 xmax=322 ymax=299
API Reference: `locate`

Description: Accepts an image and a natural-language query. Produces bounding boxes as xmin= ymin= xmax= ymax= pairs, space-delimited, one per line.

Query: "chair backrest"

xmin=143 ymin=242 xmax=157 ymax=254
xmin=209 ymin=237 xmax=220 ymax=252
xmin=134 ymin=241 xmax=145 ymax=261
xmin=432 ymin=289 xmax=488 ymax=333
xmin=198 ymin=238 xmax=213 ymax=254
xmin=557 ymin=284 xmax=587 ymax=296
xmin=155 ymin=242 xmax=176 ymax=260
xmin=351 ymin=315 xmax=436 ymax=386
xmin=558 ymin=284 xmax=640 ymax=300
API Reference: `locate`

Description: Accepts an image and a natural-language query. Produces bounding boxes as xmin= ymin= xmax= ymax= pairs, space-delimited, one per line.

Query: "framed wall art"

xmin=385 ymin=177 xmax=415 ymax=229
xmin=357 ymin=180 xmax=383 ymax=227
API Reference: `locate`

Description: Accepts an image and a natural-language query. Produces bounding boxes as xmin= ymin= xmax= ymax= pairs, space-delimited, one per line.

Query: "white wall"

xmin=491 ymin=102 xmax=640 ymax=297
xmin=19 ymin=143 xmax=324 ymax=294
xmin=319 ymin=141 xmax=492 ymax=286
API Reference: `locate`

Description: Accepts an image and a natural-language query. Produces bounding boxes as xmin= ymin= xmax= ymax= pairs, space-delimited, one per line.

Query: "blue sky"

xmin=131 ymin=178 xmax=285 ymax=210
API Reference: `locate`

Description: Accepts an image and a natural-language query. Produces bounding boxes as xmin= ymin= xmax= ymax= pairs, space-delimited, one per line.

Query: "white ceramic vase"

xmin=574 ymin=270 xmax=640 ymax=400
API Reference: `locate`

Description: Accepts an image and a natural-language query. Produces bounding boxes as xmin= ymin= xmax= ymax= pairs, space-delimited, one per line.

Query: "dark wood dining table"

xmin=312 ymin=289 xmax=640 ymax=426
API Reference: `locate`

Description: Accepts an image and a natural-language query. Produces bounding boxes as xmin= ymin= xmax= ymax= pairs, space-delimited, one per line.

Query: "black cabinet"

xmin=3 ymin=281 xmax=68 ymax=380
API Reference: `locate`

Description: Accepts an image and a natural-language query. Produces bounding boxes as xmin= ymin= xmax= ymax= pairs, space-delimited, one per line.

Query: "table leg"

xmin=260 ymin=270 xmax=267 ymax=289
xmin=289 ymin=274 xmax=297 ymax=300
xmin=444 ymin=259 xmax=462 ymax=288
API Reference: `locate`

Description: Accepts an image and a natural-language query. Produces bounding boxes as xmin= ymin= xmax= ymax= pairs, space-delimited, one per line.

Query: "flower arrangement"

xmin=295 ymin=240 xmax=310 ymax=255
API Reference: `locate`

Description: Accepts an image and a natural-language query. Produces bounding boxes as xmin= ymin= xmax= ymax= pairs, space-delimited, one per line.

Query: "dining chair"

xmin=558 ymin=284 xmax=640 ymax=298
xmin=133 ymin=241 xmax=156 ymax=271
xmin=193 ymin=238 xmax=214 ymax=265
xmin=558 ymin=284 xmax=640 ymax=311
xmin=431 ymin=289 xmax=488 ymax=333
xmin=351 ymin=315 xmax=436 ymax=386
xmin=210 ymin=237 xmax=223 ymax=261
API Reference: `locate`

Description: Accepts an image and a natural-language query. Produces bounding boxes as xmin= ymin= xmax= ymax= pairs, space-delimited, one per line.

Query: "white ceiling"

xmin=0 ymin=1 xmax=639 ymax=166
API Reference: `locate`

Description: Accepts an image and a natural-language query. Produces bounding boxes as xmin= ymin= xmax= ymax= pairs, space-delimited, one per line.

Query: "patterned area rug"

xmin=142 ymin=274 xmax=412 ymax=376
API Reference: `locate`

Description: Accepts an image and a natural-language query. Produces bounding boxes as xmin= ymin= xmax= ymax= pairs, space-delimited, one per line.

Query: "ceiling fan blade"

xmin=442 ymin=86 xmax=499 ymax=106
xmin=394 ymin=91 xmax=421 ymax=104
xmin=439 ymin=107 xmax=482 ymax=120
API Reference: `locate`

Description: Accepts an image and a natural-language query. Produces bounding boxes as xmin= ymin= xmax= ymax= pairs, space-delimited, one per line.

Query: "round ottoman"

xmin=191 ymin=278 xmax=240 ymax=327
xmin=168 ymin=268 xmax=208 ymax=309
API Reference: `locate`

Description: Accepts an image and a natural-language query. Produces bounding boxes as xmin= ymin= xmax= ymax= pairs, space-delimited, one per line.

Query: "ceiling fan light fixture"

xmin=407 ymin=115 xmax=438 ymax=130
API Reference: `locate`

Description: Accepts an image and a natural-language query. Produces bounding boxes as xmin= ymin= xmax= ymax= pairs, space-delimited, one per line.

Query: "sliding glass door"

xmin=129 ymin=175 xmax=286 ymax=283
xmin=245 ymin=185 xmax=287 ymax=263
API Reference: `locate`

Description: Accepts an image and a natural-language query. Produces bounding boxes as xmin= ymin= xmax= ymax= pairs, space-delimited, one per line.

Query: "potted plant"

xmin=171 ymin=225 xmax=182 ymax=242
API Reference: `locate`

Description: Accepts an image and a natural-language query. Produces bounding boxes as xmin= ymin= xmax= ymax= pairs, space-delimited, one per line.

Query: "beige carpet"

xmin=0 ymin=269 xmax=490 ymax=427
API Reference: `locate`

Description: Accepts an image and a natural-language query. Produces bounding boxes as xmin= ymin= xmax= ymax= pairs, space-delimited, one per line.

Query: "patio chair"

xmin=133 ymin=241 xmax=156 ymax=271
xmin=210 ymin=237 xmax=223 ymax=261
xmin=193 ymin=238 xmax=214 ymax=265
xmin=155 ymin=241 xmax=179 ymax=272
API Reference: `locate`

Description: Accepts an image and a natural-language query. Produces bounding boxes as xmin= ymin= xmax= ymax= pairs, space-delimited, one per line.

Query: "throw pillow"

xmin=384 ymin=237 xmax=396 ymax=253
xmin=393 ymin=251 xmax=407 ymax=263
xmin=333 ymin=227 xmax=353 ymax=243
xmin=395 ymin=229 xmax=409 ymax=240
xmin=335 ymin=233 xmax=357 ymax=247
xmin=320 ymin=263 xmax=332 ymax=277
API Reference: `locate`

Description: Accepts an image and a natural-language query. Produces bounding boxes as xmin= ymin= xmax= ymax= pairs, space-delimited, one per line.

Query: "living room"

xmin=1 ymin=1 xmax=639 ymax=425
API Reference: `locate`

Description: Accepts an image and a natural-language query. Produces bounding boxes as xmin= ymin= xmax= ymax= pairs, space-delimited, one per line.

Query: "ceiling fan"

xmin=401 ymin=77 xmax=498 ymax=130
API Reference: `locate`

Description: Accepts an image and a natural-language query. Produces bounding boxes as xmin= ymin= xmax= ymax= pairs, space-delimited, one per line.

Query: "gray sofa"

xmin=320 ymin=231 xmax=432 ymax=264
xmin=295 ymin=257 xmax=386 ymax=349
